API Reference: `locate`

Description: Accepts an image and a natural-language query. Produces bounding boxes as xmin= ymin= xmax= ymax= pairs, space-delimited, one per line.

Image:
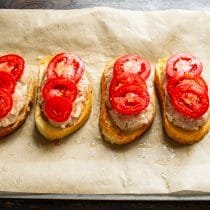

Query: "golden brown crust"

xmin=35 ymin=56 xmax=92 ymax=141
xmin=99 ymin=60 xmax=156 ymax=145
xmin=155 ymin=58 xmax=210 ymax=144
xmin=0 ymin=75 xmax=34 ymax=138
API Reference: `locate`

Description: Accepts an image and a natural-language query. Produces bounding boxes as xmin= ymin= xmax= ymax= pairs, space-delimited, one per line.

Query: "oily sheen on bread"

xmin=99 ymin=59 xmax=156 ymax=145
xmin=155 ymin=58 xmax=210 ymax=144
xmin=35 ymin=56 xmax=92 ymax=141
xmin=0 ymin=74 xmax=34 ymax=138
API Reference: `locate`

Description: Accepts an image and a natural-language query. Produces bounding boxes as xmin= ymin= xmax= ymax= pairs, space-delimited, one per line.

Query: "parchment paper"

xmin=0 ymin=7 xmax=209 ymax=194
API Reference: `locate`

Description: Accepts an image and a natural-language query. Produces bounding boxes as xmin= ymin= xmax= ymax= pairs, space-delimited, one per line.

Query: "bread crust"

xmin=35 ymin=56 xmax=92 ymax=141
xmin=155 ymin=58 xmax=210 ymax=144
xmin=99 ymin=60 xmax=156 ymax=145
xmin=0 ymin=75 xmax=34 ymax=138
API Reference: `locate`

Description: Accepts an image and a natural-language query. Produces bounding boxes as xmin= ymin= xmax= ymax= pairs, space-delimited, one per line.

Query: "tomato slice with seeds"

xmin=42 ymin=77 xmax=77 ymax=102
xmin=167 ymin=74 xmax=208 ymax=97
xmin=109 ymin=73 xmax=147 ymax=98
xmin=0 ymin=71 xmax=16 ymax=93
xmin=113 ymin=54 xmax=151 ymax=80
xmin=110 ymin=84 xmax=150 ymax=115
xmin=166 ymin=53 xmax=202 ymax=78
xmin=44 ymin=96 xmax=72 ymax=123
xmin=115 ymin=72 xmax=147 ymax=88
xmin=47 ymin=53 xmax=85 ymax=83
xmin=171 ymin=84 xmax=209 ymax=119
xmin=0 ymin=89 xmax=13 ymax=118
xmin=0 ymin=54 xmax=24 ymax=81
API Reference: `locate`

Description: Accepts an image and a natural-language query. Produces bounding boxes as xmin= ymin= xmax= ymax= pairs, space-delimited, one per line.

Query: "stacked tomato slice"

xmin=109 ymin=54 xmax=151 ymax=115
xmin=42 ymin=53 xmax=85 ymax=123
xmin=0 ymin=54 xmax=25 ymax=118
xmin=166 ymin=53 xmax=209 ymax=118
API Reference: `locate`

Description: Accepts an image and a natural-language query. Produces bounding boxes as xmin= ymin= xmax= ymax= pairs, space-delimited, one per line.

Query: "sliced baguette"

xmin=0 ymin=73 xmax=34 ymax=138
xmin=99 ymin=59 xmax=156 ymax=145
xmin=35 ymin=56 xmax=92 ymax=141
xmin=155 ymin=58 xmax=210 ymax=144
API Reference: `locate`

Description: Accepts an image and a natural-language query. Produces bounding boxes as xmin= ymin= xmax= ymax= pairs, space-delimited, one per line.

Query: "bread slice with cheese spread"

xmin=99 ymin=59 xmax=156 ymax=145
xmin=155 ymin=58 xmax=210 ymax=144
xmin=35 ymin=56 xmax=92 ymax=141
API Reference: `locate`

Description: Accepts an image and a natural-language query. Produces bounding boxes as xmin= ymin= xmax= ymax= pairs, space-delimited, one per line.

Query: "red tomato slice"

xmin=166 ymin=53 xmax=202 ymax=78
xmin=115 ymin=72 xmax=147 ymax=88
xmin=0 ymin=54 xmax=24 ymax=81
xmin=0 ymin=89 xmax=13 ymax=118
xmin=167 ymin=74 xmax=208 ymax=97
xmin=171 ymin=84 xmax=209 ymax=118
xmin=0 ymin=71 xmax=16 ymax=93
xmin=110 ymin=84 xmax=150 ymax=115
xmin=42 ymin=77 xmax=77 ymax=102
xmin=44 ymin=96 xmax=72 ymax=123
xmin=47 ymin=53 xmax=85 ymax=83
xmin=109 ymin=73 xmax=147 ymax=98
xmin=113 ymin=54 xmax=151 ymax=80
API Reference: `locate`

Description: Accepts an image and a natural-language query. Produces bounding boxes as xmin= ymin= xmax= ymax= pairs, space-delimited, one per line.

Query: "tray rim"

xmin=0 ymin=193 xmax=210 ymax=201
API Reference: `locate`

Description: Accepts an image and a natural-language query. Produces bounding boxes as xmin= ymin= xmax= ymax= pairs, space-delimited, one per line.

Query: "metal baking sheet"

xmin=0 ymin=8 xmax=210 ymax=199
xmin=1 ymin=192 xmax=210 ymax=201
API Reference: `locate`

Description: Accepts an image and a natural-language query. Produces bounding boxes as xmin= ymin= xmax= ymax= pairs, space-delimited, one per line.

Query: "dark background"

xmin=1 ymin=0 xmax=210 ymax=209
xmin=0 ymin=0 xmax=210 ymax=10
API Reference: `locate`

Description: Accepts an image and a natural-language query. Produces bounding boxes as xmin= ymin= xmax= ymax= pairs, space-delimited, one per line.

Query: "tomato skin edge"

xmin=0 ymin=71 xmax=16 ymax=94
xmin=110 ymin=84 xmax=150 ymax=115
xmin=46 ymin=52 xmax=85 ymax=83
xmin=166 ymin=53 xmax=203 ymax=78
xmin=167 ymin=74 xmax=208 ymax=97
xmin=109 ymin=73 xmax=147 ymax=99
xmin=42 ymin=77 xmax=78 ymax=102
xmin=170 ymin=85 xmax=209 ymax=119
xmin=44 ymin=96 xmax=73 ymax=123
xmin=113 ymin=54 xmax=151 ymax=81
xmin=0 ymin=54 xmax=25 ymax=81
xmin=0 ymin=89 xmax=13 ymax=118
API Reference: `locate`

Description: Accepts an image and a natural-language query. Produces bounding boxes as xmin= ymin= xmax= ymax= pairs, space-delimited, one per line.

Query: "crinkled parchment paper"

xmin=0 ymin=7 xmax=209 ymax=194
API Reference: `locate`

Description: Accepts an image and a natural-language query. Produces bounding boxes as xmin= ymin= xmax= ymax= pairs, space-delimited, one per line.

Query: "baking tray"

xmin=0 ymin=1 xmax=210 ymax=203
xmin=0 ymin=191 xmax=210 ymax=201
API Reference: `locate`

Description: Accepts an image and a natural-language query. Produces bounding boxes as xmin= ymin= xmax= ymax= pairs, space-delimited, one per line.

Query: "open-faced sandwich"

xmin=99 ymin=54 xmax=156 ymax=145
xmin=35 ymin=52 xmax=92 ymax=141
xmin=0 ymin=54 xmax=34 ymax=138
xmin=155 ymin=53 xmax=210 ymax=144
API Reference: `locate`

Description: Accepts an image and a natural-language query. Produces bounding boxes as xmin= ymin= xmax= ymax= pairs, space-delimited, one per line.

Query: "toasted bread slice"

xmin=0 ymin=73 xmax=34 ymax=138
xmin=99 ymin=60 xmax=156 ymax=145
xmin=35 ymin=56 xmax=92 ymax=141
xmin=155 ymin=58 xmax=210 ymax=144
